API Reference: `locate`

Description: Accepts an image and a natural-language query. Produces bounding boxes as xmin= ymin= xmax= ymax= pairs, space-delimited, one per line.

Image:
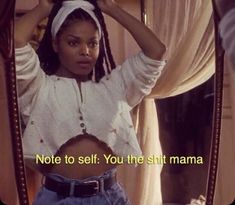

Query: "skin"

xmin=49 ymin=135 xmax=117 ymax=179
xmin=53 ymin=20 xmax=100 ymax=82
xmin=15 ymin=0 xmax=166 ymax=179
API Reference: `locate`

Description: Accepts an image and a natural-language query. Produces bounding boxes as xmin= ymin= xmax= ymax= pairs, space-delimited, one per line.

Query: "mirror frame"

xmin=205 ymin=1 xmax=225 ymax=205
xmin=0 ymin=0 xmax=224 ymax=204
xmin=0 ymin=0 xmax=29 ymax=204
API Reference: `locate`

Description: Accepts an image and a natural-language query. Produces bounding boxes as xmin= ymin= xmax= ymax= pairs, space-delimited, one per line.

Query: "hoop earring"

xmin=92 ymin=66 xmax=96 ymax=82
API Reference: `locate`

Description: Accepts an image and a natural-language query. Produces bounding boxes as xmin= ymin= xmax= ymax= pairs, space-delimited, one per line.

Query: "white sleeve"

xmin=101 ymin=52 xmax=166 ymax=108
xmin=219 ymin=8 xmax=235 ymax=70
xmin=15 ymin=44 xmax=46 ymax=122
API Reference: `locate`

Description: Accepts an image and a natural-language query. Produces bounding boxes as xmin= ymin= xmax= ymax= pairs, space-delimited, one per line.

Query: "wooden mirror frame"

xmin=0 ymin=0 xmax=224 ymax=204
xmin=205 ymin=1 xmax=224 ymax=205
xmin=0 ymin=0 xmax=29 ymax=204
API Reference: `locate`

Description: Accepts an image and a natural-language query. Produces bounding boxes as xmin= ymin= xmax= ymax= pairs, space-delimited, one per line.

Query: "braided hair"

xmin=37 ymin=0 xmax=116 ymax=82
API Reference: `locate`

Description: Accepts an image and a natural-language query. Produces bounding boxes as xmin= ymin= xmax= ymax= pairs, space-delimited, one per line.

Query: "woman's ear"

xmin=52 ymin=39 xmax=58 ymax=53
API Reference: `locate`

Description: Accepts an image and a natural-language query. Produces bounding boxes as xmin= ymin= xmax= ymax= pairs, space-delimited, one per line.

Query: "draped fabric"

xmin=113 ymin=1 xmax=215 ymax=204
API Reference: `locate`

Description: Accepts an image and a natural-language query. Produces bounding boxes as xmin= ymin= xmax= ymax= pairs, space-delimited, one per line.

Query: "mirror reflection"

xmin=157 ymin=77 xmax=214 ymax=204
xmin=14 ymin=0 xmax=215 ymax=205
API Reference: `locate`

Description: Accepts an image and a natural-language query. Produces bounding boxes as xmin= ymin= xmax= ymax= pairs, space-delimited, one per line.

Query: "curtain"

xmin=114 ymin=0 xmax=215 ymax=205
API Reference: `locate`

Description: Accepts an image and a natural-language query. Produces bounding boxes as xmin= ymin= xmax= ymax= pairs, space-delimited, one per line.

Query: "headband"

xmin=51 ymin=0 xmax=102 ymax=39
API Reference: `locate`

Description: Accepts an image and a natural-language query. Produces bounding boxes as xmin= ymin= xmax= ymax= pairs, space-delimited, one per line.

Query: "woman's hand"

xmin=97 ymin=0 xmax=165 ymax=60
xmin=97 ymin=0 xmax=118 ymax=15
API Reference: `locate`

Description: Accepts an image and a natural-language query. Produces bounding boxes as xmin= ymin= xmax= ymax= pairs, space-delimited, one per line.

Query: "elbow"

xmin=149 ymin=42 xmax=167 ymax=60
xmin=142 ymin=38 xmax=167 ymax=60
xmin=156 ymin=43 xmax=167 ymax=60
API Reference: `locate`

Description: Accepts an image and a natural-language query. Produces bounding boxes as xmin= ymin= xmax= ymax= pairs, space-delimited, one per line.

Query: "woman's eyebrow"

xmin=67 ymin=34 xmax=81 ymax=40
xmin=67 ymin=34 xmax=99 ymax=40
xmin=89 ymin=37 xmax=99 ymax=41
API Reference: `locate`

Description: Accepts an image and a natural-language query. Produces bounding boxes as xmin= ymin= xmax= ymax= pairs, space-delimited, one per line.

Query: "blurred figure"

xmin=215 ymin=0 xmax=235 ymax=70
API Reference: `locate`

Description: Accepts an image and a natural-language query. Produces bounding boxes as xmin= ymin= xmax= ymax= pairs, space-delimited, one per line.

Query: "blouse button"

xmin=30 ymin=121 xmax=34 ymax=125
xmin=79 ymin=116 xmax=84 ymax=121
xmin=82 ymin=128 xmax=87 ymax=133
xmin=80 ymin=123 xmax=85 ymax=127
xmin=40 ymin=139 xmax=43 ymax=143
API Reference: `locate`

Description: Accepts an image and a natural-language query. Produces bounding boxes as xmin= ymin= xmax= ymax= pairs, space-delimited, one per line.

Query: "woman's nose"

xmin=79 ymin=44 xmax=89 ymax=56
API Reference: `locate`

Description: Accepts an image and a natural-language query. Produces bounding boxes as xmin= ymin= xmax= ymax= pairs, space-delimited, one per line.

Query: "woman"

xmin=15 ymin=0 xmax=166 ymax=204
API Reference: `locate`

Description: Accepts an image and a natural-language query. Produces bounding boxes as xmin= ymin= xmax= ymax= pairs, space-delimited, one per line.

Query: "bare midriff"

xmin=40 ymin=134 xmax=117 ymax=179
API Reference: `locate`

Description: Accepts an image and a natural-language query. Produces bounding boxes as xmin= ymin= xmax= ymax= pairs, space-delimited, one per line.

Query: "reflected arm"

xmin=14 ymin=1 xmax=53 ymax=48
xmin=98 ymin=1 xmax=166 ymax=60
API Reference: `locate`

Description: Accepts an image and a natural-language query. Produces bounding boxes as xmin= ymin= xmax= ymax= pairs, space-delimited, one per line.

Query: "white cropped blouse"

xmin=15 ymin=44 xmax=166 ymax=159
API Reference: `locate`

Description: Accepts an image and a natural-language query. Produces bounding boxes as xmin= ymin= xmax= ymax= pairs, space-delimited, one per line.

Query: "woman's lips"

xmin=76 ymin=61 xmax=92 ymax=69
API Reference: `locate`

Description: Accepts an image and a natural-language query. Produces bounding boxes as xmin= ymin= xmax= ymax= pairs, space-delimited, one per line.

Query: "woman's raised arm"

xmin=14 ymin=0 xmax=54 ymax=48
xmin=97 ymin=0 xmax=166 ymax=60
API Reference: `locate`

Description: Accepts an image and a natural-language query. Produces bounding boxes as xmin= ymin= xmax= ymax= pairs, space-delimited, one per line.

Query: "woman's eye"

xmin=68 ymin=41 xmax=78 ymax=47
xmin=89 ymin=41 xmax=98 ymax=48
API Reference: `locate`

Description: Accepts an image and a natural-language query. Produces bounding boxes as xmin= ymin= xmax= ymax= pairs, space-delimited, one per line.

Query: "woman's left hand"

xmin=97 ymin=0 xmax=118 ymax=14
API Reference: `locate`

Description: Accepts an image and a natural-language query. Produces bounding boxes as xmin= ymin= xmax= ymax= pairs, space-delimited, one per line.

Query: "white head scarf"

xmin=51 ymin=0 xmax=102 ymax=39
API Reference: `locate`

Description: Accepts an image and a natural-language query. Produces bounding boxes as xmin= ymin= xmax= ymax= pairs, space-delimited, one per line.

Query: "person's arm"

xmin=216 ymin=0 xmax=235 ymax=70
xmin=14 ymin=0 xmax=54 ymax=48
xmin=214 ymin=0 xmax=235 ymax=18
xmin=97 ymin=0 xmax=166 ymax=60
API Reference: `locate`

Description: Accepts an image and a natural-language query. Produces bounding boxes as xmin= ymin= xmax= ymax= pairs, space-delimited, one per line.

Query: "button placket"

xmin=78 ymin=108 xmax=87 ymax=134
xmin=76 ymin=81 xmax=87 ymax=134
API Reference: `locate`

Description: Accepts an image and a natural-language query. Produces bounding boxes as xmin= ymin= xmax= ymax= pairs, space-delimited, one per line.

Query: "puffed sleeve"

xmin=15 ymin=44 xmax=46 ymax=123
xmin=100 ymin=51 xmax=166 ymax=108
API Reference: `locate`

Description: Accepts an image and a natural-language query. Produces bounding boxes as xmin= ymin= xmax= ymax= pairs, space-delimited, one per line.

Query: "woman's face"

xmin=53 ymin=20 xmax=100 ymax=81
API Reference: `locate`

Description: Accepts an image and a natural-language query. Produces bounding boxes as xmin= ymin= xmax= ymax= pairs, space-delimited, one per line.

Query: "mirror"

xmin=157 ymin=78 xmax=214 ymax=204
xmin=0 ymin=0 xmax=223 ymax=204
xmin=0 ymin=0 xmax=28 ymax=205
